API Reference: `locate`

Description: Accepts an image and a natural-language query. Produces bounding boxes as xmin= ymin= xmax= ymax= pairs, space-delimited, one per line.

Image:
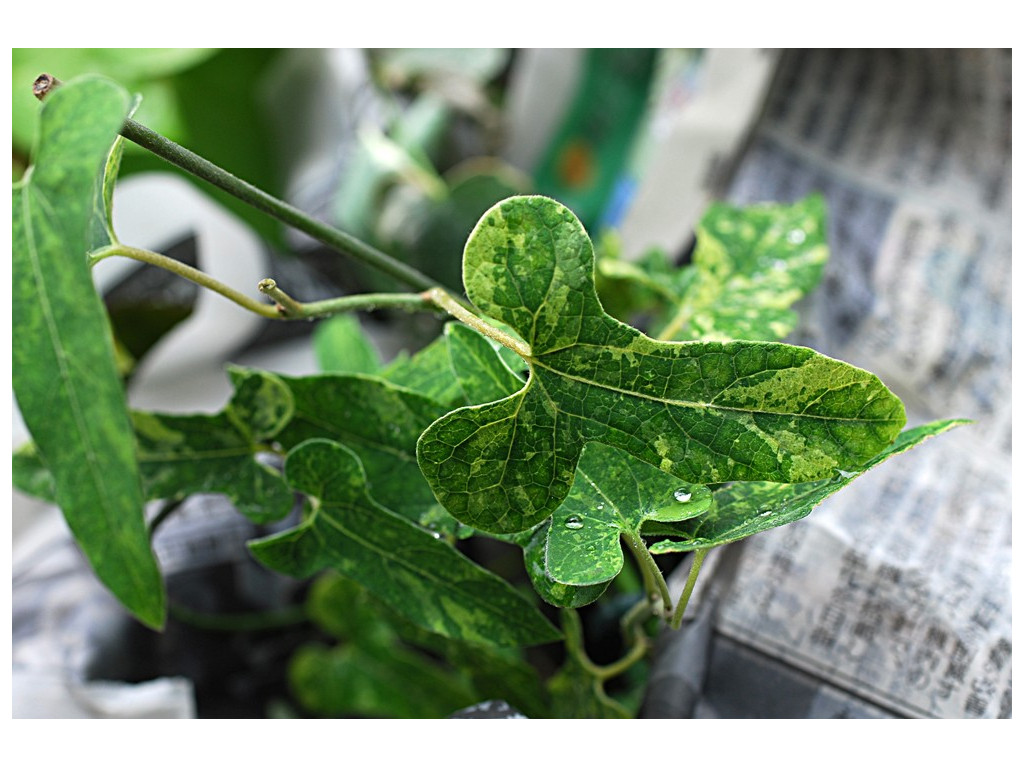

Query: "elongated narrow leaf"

xmin=650 ymin=419 xmax=968 ymax=554
xmin=249 ymin=439 xmax=561 ymax=647
xmin=545 ymin=442 xmax=712 ymax=586
xmin=652 ymin=194 xmax=829 ymax=342
xmin=12 ymin=76 xmax=164 ymax=628
xmin=417 ymin=196 xmax=906 ymax=534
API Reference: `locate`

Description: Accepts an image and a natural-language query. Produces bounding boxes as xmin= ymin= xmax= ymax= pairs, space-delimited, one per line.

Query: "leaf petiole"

xmin=623 ymin=531 xmax=672 ymax=617
xmin=670 ymin=548 xmax=710 ymax=630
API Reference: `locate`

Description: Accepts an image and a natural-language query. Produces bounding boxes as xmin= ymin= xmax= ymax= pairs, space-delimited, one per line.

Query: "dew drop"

xmin=564 ymin=516 xmax=584 ymax=530
xmin=673 ymin=488 xmax=692 ymax=503
xmin=596 ymin=503 xmax=605 ymax=511
xmin=837 ymin=469 xmax=857 ymax=479
xmin=758 ymin=508 xmax=773 ymax=517
xmin=787 ymin=228 xmax=806 ymax=244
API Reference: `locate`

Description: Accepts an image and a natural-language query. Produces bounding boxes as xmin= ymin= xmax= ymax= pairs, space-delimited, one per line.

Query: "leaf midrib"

xmin=313 ymin=500 xmax=550 ymax=640
xmin=530 ymin=356 xmax=900 ymax=425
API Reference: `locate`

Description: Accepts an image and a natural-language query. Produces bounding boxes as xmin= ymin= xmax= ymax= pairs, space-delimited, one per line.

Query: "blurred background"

xmin=11 ymin=49 xmax=1011 ymax=719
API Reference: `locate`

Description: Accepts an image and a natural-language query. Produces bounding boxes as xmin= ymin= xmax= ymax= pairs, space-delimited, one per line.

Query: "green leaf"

xmin=273 ymin=372 xmax=451 ymax=527
xmin=13 ymin=368 xmax=295 ymax=524
xmin=249 ymin=439 xmax=562 ymax=647
xmin=312 ymin=314 xmax=382 ymax=375
xmin=650 ymin=419 xmax=968 ymax=554
xmin=380 ymin=335 xmax=466 ymax=409
xmin=656 ymin=195 xmax=829 ymax=342
xmin=446 ymin=322 xmax=526 ymax=404
xmin=12 ymin=76 xmax=165 ymax=629
xmin=417 ymin=196 xmax=906 ymax=535
xmin=130 ymin=368 xmax=295 ymax=523
xmin=307 ymin=571 xmax=552 ymax=717
xmin=519 ymin=522 xmax=610 ymax=608
xmin=289 ymin=642 xmax=475 ymax=718
xmin=545 ymin=442 xmax=712 ymax=586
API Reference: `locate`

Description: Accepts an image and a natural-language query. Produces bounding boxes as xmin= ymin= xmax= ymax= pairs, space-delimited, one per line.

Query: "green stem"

xmin=258 ymin=279 xmax=431 ymax=319
xmin=90 ymin=245 xmax=435 ymax=321
xmin=424 ymin=287 xmax=531 ymax=359
xmin=90 ymin=244 xmax=281 ymax=319
xmin=623 ymin=531 xmax=672 ymax=617
xmin=169 ymin=601 xmax=308 ymax=633
xmin=670 ymin=548 xmax=709 ymax=630
xmin=563 ymin=607 xmax=649 ymax=683
xmin=117 ymin=116 xmax=444 ymax=294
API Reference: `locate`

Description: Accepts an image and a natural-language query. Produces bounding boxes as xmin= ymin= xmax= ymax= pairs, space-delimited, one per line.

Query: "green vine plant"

xmin=12 ymin=75 xmax=967 ymax=717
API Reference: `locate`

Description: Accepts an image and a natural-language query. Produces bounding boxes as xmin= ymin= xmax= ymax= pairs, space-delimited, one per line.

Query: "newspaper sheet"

xmin=663 ymin=48 xmax=1011 ymax=719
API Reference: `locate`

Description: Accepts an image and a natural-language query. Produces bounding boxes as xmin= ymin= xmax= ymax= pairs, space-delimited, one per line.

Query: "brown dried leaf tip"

xmin=33 ymin=73 xmax=62 ymax=101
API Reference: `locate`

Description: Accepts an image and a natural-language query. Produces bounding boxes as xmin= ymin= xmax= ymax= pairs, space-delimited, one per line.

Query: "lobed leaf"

xmin=417 ymin=196 xmax=906 ymax=535
xmin=652 ymin=194 xmax=830 ymax=342
xmin=273 ymin=372 xmax=449 ymax=524
xmin=12 ymin=76 xmax=164 ymax=628
xmin=249 ymin=439 xmax=562 ymax=647
xmin=15 ymin=368 xmax=296 ymax=524
xmin=545 ymin=442 xmax=712 ymax=586
xmin=650 ymin=419 xmax=968 ymax=554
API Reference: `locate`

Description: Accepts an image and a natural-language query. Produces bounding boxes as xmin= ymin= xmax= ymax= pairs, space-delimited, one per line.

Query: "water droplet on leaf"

xmin=564 ymin=516 xmax=584 ymax=530
xmin=673 ymin=488 xmax=692 ymax=503
xmin=837 ymin=469 xmax=856 ymax=479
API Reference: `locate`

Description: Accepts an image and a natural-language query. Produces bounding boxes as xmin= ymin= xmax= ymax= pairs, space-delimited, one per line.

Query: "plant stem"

xmin=258 ymin=279 xmax=432 ymax=318
xmin=670 ymin=548 xmax=709 ymax=630
xmin=115 ymin=115 xmax=444 ymax=294
xmin=423 ymin=287 xmax=532 ymax=359
xmin=148 ymin=496 xmax=186 ymax=541
xmin=563 ymin=607 xmax=649 ymax=683
xmin=90 ymin=244 xmax=281 ymax=319
xmin=90 ymin=244 xmax=435 ymax=321
xmin=623 ymin=531 xmax=672 ymax=617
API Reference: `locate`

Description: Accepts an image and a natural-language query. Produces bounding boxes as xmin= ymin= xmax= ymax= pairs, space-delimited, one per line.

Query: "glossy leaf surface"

xmin=650 ymin=419 xmax=967 ymax=553
xmin=653 ymin=195 xmax=829 ymax=341
xmin=12 ymin=76 xmax=164 ymax=628
xmin=545 ymin=442 xmax=712 ymax=586
xmin=417 ymin=196 xmax=906 ymax=534
xmin=519 ymin=522 xmax=610 ymax=608
xmin=249 ymin=439 xmax=562 ymax=647
xmin=273 ymin=372 xmax=449 ymax=525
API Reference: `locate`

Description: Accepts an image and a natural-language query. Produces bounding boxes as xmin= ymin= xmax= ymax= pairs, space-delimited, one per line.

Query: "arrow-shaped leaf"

xmin=545 ymin=442 xmax=712 ymax=586
xmin=649 ymin=419 xmax=968 ymax=553
xmin=249 ymin=439 xmax=562 ymax=647
xmin=12 ymin=76 xmax=164 ymax=628
xmin=417 ymin=196 xmax=906 ymax=534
